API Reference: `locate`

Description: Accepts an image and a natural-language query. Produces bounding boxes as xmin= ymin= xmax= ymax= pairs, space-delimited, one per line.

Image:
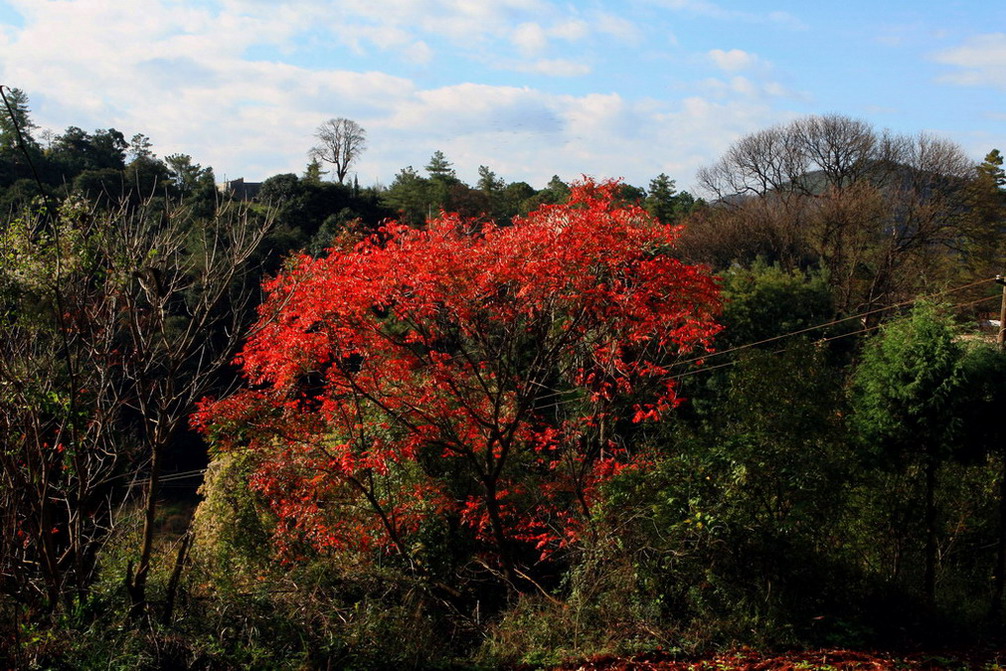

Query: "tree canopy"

xmin=196 ymin=179 xmax=721 ymax=585
xmin=310 ymin=117 xmax=367 ymax=184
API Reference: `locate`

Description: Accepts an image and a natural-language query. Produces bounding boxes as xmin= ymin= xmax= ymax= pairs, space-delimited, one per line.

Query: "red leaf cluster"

xmin=195 ymin=179 xmax=721 ymax=566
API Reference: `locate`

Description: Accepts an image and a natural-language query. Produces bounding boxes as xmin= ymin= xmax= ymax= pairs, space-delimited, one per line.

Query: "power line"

xmin=668 ymin=293 xmax=1000 ymax=381
xmin=671 ymin=276 xmax=996 ymax=370
xmin=121 ymin=281 xmax=1003 ymax=485
xmin=130 ymin=468 xmax=208 ymax=488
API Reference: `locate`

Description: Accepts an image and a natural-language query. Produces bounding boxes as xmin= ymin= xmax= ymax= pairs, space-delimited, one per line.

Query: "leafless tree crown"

xmin=687 ymin=114 xmax=982 ymax=314
xmin=310 ymin=117 xmax=367 ymax=184
xmin=697 ymin=114 xmax=973 ymax=202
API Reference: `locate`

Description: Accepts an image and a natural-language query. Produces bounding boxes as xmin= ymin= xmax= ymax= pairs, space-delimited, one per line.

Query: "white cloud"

xmin=0 ymin=0 xmax=417 ymax=178
xmin=592 ymin=12 xmax=643 ymax=43
xmin=766 ymin=11 xmax=806 ymax=31
xmin=933 ymin=33 xmax=1006 ymax=89
xmin=654 ymin=0 xmax=724 ymax=15
xmin=550 ymin=19 xmax=589 ymax=42
xmin=0 ymin=0 xmax=797 ymax=190
xmin=762 ymin=81 xmax=798 ymax=98
xmin=509 ymin=15 xmax=624 ymax=61
xmin=335 ymin=0 xmax=548 ymax=45
xmin=515 ymin=59 xmax=592 ymax=77
xmin=708 ymin=48 xmax=757 ymax=71
xmin=646 ymin=0 xmax=806 ymax=29
xmin=698 ymin=48 xmax=806 ymax=103
xmin=405 ymin=41 xmax=435 ymax=65
xmin=337 ymin=23 xmax=435 ymax=64
xmin=874 ymin=22 xmax=953 ymax=49
xmin=364 ymin=77 xmax=789 ymax=189
xmin=512 ymin=22 xmax=548 ymax=56
xmin=728 ymin=76 xmax=757 ymax=96
xmin=313 ymin=0 xmax=635 ymax=76
xmin=699 ymin=74 xmax=799 ymax=101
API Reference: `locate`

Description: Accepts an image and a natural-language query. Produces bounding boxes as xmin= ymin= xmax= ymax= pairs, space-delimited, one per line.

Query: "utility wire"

xmin=669 ymin=293 xmax=1001 ymax=381
xmin=121 ymin=284 xmax=1003 ymax=488
xmin=671 ymin=276 xmax=996 ymax=370
xmin=119 ymin=291 xmax=1006 ymax=490
xmin=131 ymin=469 xmax=208 ymax=487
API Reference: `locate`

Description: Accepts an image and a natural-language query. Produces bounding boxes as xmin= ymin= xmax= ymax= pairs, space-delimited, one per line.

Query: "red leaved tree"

xmin=195 ymin=179 xmax=721 ymax=587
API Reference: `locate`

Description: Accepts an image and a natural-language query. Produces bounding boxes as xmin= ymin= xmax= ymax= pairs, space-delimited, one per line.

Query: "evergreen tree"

xmin=383 ymin=166 xmax=430 ymax=225
xmin=425 ymin=150 xmax=457 ymax=182
xmin=477 ymin=165 xmax=504 ymax=194
xmin=645 ymin=173 xmax=679 ymax=224
xmin=303 ymin=157 xmax=327 ymax=185
xmin=851 ymin=304 xmax=967 ymax=608
xmin=0 ymin=86 xmax=37 ymax=152
xmin=978 ymin=149 xmax=1005 ymax=190
xmin=128 ymin=133 xmax=155 ymax=162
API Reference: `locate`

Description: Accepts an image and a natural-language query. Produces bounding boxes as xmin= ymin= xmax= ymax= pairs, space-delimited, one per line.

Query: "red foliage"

xmin=195 ymin=179 xmax=721 ymax=570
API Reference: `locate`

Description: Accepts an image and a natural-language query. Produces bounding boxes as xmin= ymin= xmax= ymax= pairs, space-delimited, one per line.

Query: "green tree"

xmin=126 ymin=154 xmax=171 ymax=201
xmin=0 ymin=87 xmax=42 ymax=191
xmin=475 ymin=165 xmax=507 ymax=221
xmin=519 ymin=175 xmax=570 ymax=213
xmin=72 ymin=167 xmax=125 ymax=202
xmin=382 ymin=166 xmax=430 ymax=225
xmin=851 ymin=304 xmax=967 ymax=607
xmin=544 ymin=175 xmax=569 ymax=200
xmin=85 ymin=128 xmax=127 ymax=170
xmin=589 ymin=339 xmax=850 ymax=645
xmin=477 ymin=165 xmax=504 ymax=194
xmin=717 ymin=260 xmax=834 ymax=349
xmin=709 ymin=343 xmax=849 ymax=632
xmin=978 ymin=149 xmax=1005 ymax=189
xmin=303 ymin=157 xmax=327 ymax=185
xmin=424 ymin=150 xmax=459 ymax=212
xmin=717 ymin=344 xmax=847 ymax=535
xmin=0 ymin=86 xmax=37 ymax=152
xmin=425 ymin=150 xmax=456 ymax=181
xmin=165 ymin=153 xmax=207 ymax=195
xmin=955 ymin=343 xmax=1006 ymax=619
xmin=963 ymin=149 xmax=1006 ymax=280
xmin=50 ymin=126 xmax=127 ymax=175
xmin=258 ymin=172 xmax=301 ymax=205
xmin=165 ymin=153 xmax=216 ymax=215
xmin=499 ymin=181 xmax=535 ymax=223
xmin=127 ymin=133 xmax=154 ymax=162
xmin=617 ymin=182 xmax=643 ymax=200
xmin=645 ymin=173 xmax=692 ymax=224
xmin=674 ymin=259 xmax=840 ymax=436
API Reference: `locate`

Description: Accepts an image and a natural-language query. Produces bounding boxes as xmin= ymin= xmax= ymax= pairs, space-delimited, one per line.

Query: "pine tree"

xmin=0 ymin=86 xmax=38 ymax=152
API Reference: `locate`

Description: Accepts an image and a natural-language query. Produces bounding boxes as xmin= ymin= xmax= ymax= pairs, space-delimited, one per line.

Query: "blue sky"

xmin=0 ymin=0 xmax=1002 ymax=192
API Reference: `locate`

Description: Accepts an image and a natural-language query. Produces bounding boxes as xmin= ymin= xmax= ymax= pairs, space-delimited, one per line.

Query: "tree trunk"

xmin=924 ymin=455 xmax=937 ymax=609
xmin=482 ymin=478 xmax=519 ymax=590
xmin=161 ymin=531 xmax=191 ymax=626
xmin=127 ymin=440 xmax=162 ymax=619
xmin=991 ymin=454 xmax=1006 ymax=621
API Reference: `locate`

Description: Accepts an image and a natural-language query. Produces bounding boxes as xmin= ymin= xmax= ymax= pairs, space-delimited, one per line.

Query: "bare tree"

xmin=0 ymin=199 xmax=131 ymax=614
xmin=691 ymin=115 xmax=980 ymax=314
xmin=697 ymin=125 xmax=808 ymax=204
xmin=310 ymin=117 xmax=367 ymax=184
xmin=110 ymin=199 xmax=274 ymax=618
xmin=0 ymin=194 xmax=274 ymax=623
